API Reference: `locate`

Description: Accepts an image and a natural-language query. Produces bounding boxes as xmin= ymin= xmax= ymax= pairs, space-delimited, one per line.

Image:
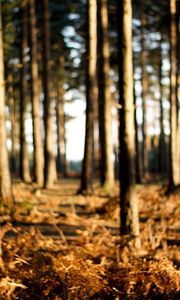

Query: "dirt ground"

xmin=0 ymin=179 xmax=179 ymax=299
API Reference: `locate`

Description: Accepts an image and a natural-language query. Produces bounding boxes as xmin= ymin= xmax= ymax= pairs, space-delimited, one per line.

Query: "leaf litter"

xmin=0 ymin=181 xmax=179 ymax=299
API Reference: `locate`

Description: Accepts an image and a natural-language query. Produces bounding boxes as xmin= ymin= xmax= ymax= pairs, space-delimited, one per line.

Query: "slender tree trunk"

xmin=56 ymin=56 xmax=67 ymax=178
xmin=176 ymin=0 xmax=180 ymax=118
xmin=97 ymin=0 xmax=114 ymax=191
xmin=158 ymin=42 xmax=166 ymax=178
xmin=133 ymin=81 xmax=141 ymax=183
xmin=19 ymin=1 xmax=31 ymax=183
xmin=169 ymin=0 xmax=179 ymax=188
xmin=29 ymin=0 xmax=44 ymax=186
xmin=175 ymin=6 xmax=180 ymax=182
xmin=0 ymin=4 xmax=13 ymax=206
xmin=141 ymin=9 xmax=148 ymax=179
xmin=42 ymin=0 xmax=57 ymax=188
xmin=117 ymin=0 xmax=139 ymax=239
xmin=79 ymin=0 xmax=97 ymax=194
xmin=7 ymin=65 xmax=18 ymax=176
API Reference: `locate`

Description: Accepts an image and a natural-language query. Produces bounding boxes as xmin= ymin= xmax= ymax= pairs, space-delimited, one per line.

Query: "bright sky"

xmin=65 ymin=99 xmax=85 ymax=161
xmin=6 ymin=95 xmax=86 ymax=162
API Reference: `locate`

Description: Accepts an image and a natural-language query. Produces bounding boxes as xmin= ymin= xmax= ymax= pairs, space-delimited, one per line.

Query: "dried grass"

xmin=0 ymin=182 xmax=179 ymax=299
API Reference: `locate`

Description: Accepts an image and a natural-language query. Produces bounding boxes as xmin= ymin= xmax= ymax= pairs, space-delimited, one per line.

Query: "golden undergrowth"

xmin=0 ymin=180 xmax=179 ymax=299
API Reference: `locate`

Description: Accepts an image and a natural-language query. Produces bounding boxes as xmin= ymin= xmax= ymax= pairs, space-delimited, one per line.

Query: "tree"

xmin=175 ymin=0 xmax=180 ymax=185
xmin=140 ymin=6 xmax=148 ymax=178
xmin=168 ymin=0 xmax=180 ymax=189
xmin=19 ymin=0 xmax=31 ymax=183
xmin=117 ymin=0 xmax=139 ymax=238
xmin=42 ymin=0 xmax=57 ymax=188
xmin=29 ymin=0 xmax=44 ymax=186
xmin=133 ymin=81 xmax=141 ymax=183
xmin=158 ymin=39 xmax=166 ymax=178
xmin=56 ymin=55 xmax=67 ymax=177
xmin=97 ymin=0 xmax=114 ymax=191
xmin=0 ymin=3 xmax=13 ymax=207
xmin=79 ymin=0 xmax=97 ymax=194
xmin=7 ymin=64 xmax=18 ymax=175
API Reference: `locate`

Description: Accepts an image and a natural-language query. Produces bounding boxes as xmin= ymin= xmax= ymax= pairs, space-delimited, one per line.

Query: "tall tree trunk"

xmin=29 ymin=0 xmax=44 ymax=187
xmin=56 ymin=56 xmax=67 ymax=178
xmin=0 ymin=4 xmax=13 ymax=207
xmin=133 ymin=81 xmax=141 ymax=183
xmin=158 ymin=41 xmax=166 ymax=178
xmin=19 ymin=1 xmax=31 ymax=183
xmin=7 ymin=64 xmax=18 ymax=176
xmin=42 ymin=0 xmax=57 ymax=188
xmin=117 ymin=0 xmax=139 ymax=239
xmin=79 ymin=0 xmax=97 ymax=194
xmin=97 ymin=0 xmax=114 ymax=191
xmin=176 ymin=0 xmax=180 ymax=118
xmin=169 ymin=0 xmax=179 ymax=188
xmin=175 ymin=4 xmax=180 ymax=182
xmin=141 ymin=8 xmax=148 ymax=179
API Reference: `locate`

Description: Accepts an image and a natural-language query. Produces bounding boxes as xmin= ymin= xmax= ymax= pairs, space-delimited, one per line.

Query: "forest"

xmin=0 ymin=0 xmax=179 ymax=299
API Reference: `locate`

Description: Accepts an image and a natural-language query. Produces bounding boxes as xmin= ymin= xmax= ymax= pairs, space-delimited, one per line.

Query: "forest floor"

xmin=0 ymin=179 xmax=179 ymax=299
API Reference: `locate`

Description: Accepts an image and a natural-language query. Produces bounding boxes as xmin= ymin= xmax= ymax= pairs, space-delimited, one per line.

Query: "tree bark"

xmin=141 ymin=8 xmax=148 ymax=178
xmin=56 ymin=56 xmax=67 ymax=178
xmin=175 ymin=4 xmax=180 ymax=183
xmin=117 ymin=0 xmax=139 ymax=239
xmin=158 ymin=41 xmax=166 ymax=178
xmin=133 ymin=81 xmax=141 ymax=183
xmin=29 ymin=0 xmax=44 ymax=187
xmin=169 ymin=0 xmax=179 ymax=188
xmin=0 ymin=4 xmax=13 ymax=207
xmin=79 ymin=0 xmax=97 ymax=194
xmin=7 ymin=64 xmax=18 ymax=176
xmin=97 ymin=0 xmax=114 ymax=191
xmin=19 ymin=1 xmax=31 ymax=183
xmin=42 ymin=0 xmax=57 ymax=188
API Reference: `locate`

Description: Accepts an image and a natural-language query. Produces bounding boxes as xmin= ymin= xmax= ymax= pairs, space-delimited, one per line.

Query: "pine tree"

xmin=29 ymin=0 xmax=44 ymax=186
xmin=117 ymin=0 xmax=139 ymax=239
xmin=0 ymin=3 xmax=13 ymax=207
xmin=42 ymin=0 xmax=57 ymax=188
xmin=169 ymin=0 xmax=180 ymax=189
xmin=79 ymin=0 xmax=97 ymax=194
xmin=97 ymin=0 xmax=114 ymax=191
xmin=19 ymin=0 xmax=31 ymax=183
